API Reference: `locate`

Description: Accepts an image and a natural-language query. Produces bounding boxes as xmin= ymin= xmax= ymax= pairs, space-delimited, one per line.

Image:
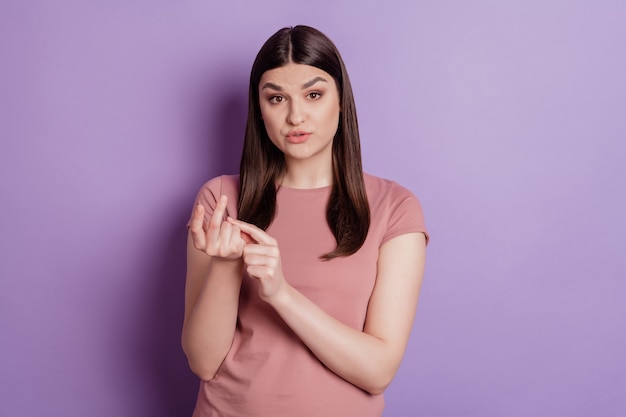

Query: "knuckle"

xmin=191 ymin=237 xmax=205 ymax=250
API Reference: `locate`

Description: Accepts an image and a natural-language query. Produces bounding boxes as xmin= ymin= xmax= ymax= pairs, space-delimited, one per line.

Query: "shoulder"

xmin=196 ymin=175 xmax=240 ymax=200
xmin=363 ymin=172 xmax=421 ymax=206
xmin=363 ymin=172 xmax=429 ymax=245
xmin=192 ymin=175 xmax=240 ymax=220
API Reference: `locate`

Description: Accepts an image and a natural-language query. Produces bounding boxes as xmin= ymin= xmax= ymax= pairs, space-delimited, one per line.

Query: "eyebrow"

xmin=261 ymin=76 xmax=328 ymax=91
xmin=302 ymin=76 xmax=327 ymax=89
xmin=261 ymin=82 xmax=283 ymax=91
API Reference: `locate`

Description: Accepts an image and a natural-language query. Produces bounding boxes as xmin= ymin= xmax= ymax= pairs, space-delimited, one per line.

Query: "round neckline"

xmin=277 ymin=183 xmax=332 ymax=193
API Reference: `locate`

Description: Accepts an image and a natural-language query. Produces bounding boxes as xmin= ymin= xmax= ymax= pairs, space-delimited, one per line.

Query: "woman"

xmin=182 ymin=25 xmax=428 ymax=416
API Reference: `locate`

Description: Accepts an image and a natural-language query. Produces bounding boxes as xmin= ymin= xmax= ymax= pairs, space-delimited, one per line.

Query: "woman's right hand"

xmin=188 ymin=195 xmax=249 ymax=260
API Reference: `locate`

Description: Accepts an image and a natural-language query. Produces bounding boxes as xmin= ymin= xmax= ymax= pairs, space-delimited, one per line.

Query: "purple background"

xmin=1 ymin=1 xmax=625 ymax=416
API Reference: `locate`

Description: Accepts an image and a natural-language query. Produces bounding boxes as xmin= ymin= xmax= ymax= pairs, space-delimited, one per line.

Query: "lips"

xmin=286 ymin=130 xmax=311 ymax=144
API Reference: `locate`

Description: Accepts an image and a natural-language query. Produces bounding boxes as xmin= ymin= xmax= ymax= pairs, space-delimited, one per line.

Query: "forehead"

xmin=259 ymin=63 xmax=336 ymax=89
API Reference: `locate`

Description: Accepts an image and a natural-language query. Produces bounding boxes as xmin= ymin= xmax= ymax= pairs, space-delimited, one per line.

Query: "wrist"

xmin=264 ymin=280 xmax=294 ymax=310
xmin=209 ymin=257 xmax=244 ymax=276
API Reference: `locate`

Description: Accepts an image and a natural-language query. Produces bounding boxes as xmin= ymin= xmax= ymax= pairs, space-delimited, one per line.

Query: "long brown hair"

xmin=238 ymin=25 xmax=370 ymax=260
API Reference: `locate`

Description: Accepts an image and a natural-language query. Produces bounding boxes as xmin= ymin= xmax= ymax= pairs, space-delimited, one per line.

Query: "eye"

xmin=307 ymin=91 xmax=322 ymax=100
xmin=269 ymin=95 xmax=285 ymax=104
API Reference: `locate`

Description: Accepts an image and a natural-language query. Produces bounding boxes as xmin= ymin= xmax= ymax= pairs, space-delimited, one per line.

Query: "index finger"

xmin=227 ymin=217 xmax=275 ymax=245
xmin=209 ymin=195 xmax=228 ymax=229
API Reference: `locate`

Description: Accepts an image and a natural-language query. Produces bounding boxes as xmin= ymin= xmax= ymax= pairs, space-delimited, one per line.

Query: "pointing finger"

xmin=227 ymin=217 xmax=275 ymax=245
xmin=209 ymin=195 xmax=228 ymax=228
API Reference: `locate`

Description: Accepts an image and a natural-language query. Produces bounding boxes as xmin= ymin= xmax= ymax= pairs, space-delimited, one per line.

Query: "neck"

xmin=281 ymin=157 xmax=333 ymax=189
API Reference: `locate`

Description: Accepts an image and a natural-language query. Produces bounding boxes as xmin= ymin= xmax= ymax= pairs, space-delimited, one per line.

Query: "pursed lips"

xmin=286 ymin=130 xmax=310 ymax=138
xmin=285 ymin=130 xmax=311 ymax=143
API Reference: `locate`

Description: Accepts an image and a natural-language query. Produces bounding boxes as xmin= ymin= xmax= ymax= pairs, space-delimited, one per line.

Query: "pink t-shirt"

xmin=190 ymin=173 xmax=428 ymax=417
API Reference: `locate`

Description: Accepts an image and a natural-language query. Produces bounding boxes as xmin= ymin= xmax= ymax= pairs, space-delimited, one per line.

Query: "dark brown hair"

xmin=238 ymin=25 xmax=370 ymax=260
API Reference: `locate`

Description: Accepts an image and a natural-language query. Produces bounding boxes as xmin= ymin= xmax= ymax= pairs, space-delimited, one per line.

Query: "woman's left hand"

xmin=227 ymin=217 xmax=286 ymax=302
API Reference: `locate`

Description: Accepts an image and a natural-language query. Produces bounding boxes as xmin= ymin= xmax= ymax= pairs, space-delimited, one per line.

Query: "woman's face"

xmin=258 ymin=63 xmax=341 ymax=166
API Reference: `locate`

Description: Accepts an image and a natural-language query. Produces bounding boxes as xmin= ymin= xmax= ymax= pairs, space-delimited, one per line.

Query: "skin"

xmin=259 ymin=63 xmax=340 ymax=188
xmin=182 ymin=63 xmax=427 ymax=395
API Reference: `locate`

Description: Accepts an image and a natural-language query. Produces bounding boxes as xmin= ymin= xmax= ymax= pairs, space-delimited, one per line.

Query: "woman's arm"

xmin=181 ymin=197 xmax=248 ymax=381
xmin=230 ymin=217 xmax=426 ymax=395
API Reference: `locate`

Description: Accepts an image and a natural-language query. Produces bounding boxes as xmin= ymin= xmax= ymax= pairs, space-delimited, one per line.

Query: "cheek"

xmin=259 ymin=115 xmax=282 ymax=145
xmin=322 ymin=103 xmax=341 ymax=129
xmin=261 ymin=116 xmax=279 ymax=135
xmin=322 ymin=95 xmax=340 ymax=118
xmin=259 ymin=106 xmax=280 ymax=130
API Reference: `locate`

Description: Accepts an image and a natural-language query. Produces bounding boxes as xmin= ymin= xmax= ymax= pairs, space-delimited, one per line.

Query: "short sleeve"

xmin=187 ymin=175 xmax=240 ymax=228
xmin=381 ymin=184 xmax=429 ymax=245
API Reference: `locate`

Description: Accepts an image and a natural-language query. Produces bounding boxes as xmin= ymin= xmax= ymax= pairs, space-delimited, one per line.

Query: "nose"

xmin=287 ymin=99 xmax=304 ymax=125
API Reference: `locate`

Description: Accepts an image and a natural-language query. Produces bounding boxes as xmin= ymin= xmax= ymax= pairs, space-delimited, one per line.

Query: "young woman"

xmin=182 ymin=25 xmax=428 ymax=416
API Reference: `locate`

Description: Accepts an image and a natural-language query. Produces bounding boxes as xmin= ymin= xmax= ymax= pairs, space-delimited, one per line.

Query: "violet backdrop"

xmin=1 ymin=1 xmax=624 ymax=416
